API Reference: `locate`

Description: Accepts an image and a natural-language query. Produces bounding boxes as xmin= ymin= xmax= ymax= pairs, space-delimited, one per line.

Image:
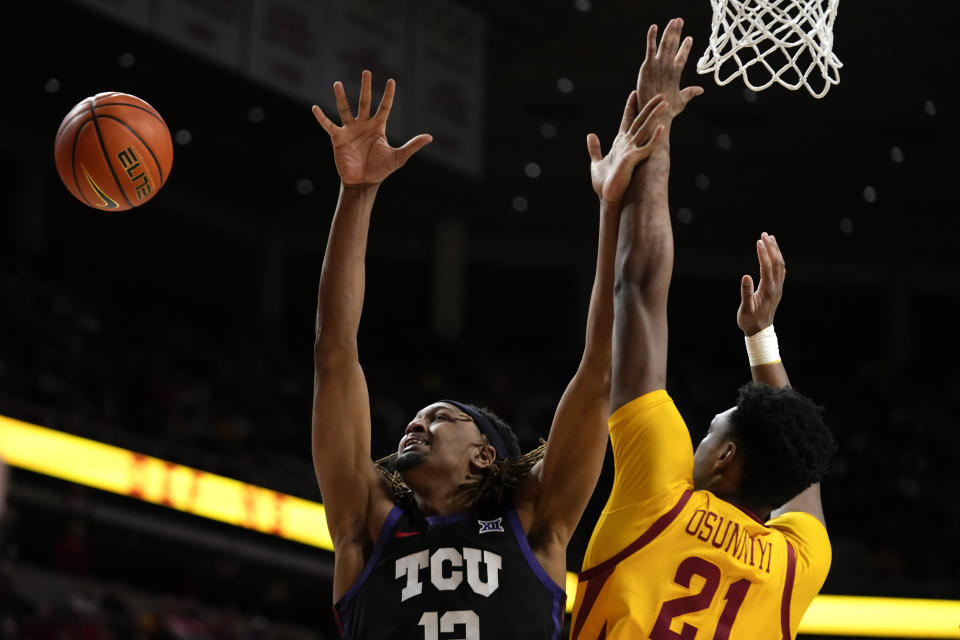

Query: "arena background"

xmin=1 ymin=0 xmax=958 ymax=638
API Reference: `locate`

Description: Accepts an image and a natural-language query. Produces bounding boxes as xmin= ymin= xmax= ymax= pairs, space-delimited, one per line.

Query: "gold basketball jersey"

xmin=571 ymin=391 xmax=830 ymax=639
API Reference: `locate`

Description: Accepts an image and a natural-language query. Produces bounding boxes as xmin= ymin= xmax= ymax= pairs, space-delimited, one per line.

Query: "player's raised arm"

xmin=738 ymin=232 xmax=791 ymax=389
xmin=610 ymin=18 xmax=702 ymax=411
xmin=523 ymin=93 xmax=666 ymax=547
xmin=311 ymin=71 xmax=432 ymax=566
xmin=738 ymin=233 xmax=828 ymax=525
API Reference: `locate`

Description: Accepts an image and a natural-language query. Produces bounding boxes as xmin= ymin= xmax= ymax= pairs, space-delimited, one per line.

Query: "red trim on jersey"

xmin=571 ymin=569 xmax=613 ymax=639
xmin=333 ymin=605 xmax=344 ymax=637
xmin=780 ymin=541 xmax=797 ymax=639
xmin=579 ymin=489 xmax=693 ymax=582
xmin=572 ymin=489 xmax=693 ymax=639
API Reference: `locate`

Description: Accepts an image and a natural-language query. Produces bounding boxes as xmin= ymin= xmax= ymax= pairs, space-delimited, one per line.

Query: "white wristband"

xmin=745 ymin=324 xmax=781 ymax=367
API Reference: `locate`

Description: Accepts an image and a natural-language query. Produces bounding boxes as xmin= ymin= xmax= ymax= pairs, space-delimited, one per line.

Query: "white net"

xmin=696 ymin=0 xmax=842 ymax=98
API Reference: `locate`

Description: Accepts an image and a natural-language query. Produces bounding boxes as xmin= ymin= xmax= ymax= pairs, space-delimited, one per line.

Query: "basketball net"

xmin=696 ymin=0 xmax=842 ymax=98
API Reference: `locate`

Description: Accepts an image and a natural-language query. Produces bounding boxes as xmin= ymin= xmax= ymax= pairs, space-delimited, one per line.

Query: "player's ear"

xmin=472 ymin=442 xmax=496 ymax=470
xmin=715 ymin=441 xmax=737 ymax=470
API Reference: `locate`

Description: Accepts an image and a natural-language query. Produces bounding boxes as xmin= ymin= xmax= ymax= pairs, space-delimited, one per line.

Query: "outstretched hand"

xmin=586 ymin=92 xmax=667 ymax=204
xmin=312 ymin=70 xmax=433 ymax=187
xmin=636 ymin=18 xmax=703 ymax=121
xmin=738 ymin=232 xmax=786 ymax=336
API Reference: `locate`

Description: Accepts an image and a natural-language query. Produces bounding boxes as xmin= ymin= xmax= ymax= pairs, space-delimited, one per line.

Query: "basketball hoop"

xmin=696 ymin=0 xmax=842 ymax=99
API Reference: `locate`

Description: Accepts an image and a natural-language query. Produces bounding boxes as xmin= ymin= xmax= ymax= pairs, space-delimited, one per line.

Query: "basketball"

xmin=54 ymin=92 xmax=174 ymax=211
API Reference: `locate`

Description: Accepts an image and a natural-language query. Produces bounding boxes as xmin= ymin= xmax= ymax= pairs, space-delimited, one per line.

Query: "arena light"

xmin=2 ymin=414 xmax=959 ymax=636
xmin=0 ymin=414 xmax=332 ymax=550
xmin=801 ymin=595 xmax=960 ymax=637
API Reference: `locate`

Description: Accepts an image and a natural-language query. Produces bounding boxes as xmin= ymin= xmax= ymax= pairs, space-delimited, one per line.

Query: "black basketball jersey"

xmin=333 ymin=504 xmax=566 ymax=639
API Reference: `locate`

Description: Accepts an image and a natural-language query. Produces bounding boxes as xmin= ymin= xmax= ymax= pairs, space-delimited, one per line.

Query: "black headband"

xmin=441 ymin=400 xmax=511 ymax=460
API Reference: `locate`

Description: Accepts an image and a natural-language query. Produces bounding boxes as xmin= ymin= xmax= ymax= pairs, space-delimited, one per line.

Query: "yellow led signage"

xmin=2 ymin=414 xmax=959 ymax=635
xmin=0 ymin=414 xmax=332 ymax=550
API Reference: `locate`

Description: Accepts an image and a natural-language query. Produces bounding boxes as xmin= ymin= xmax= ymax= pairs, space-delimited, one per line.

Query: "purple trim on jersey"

xmin=425 ymin=511 xmax=471 ymax=527
xmin=579 ymin=488 xmax=693 ymax=581
xmin=550 ymin=588 xmax=565 ymax=640
xmin=505 ymin=508 xmax=566 ymax=640
xmin=780 ymin=540 xmax=797 ymax=639
xmin=335 ymin=504 xmax=404 ymax=615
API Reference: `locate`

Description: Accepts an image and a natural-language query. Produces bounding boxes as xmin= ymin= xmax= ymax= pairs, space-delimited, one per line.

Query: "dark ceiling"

xmin=4 ymin=0 xmax=956 ymax=266
xmin=1 ymin=0 xmax=958 ymax=373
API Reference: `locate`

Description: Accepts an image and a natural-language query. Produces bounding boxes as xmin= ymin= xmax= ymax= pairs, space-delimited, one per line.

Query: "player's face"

xmin=395 ymin=402 xmax=487 ymax=474
xmin=692 ymin=407 xmax=735 ymax=490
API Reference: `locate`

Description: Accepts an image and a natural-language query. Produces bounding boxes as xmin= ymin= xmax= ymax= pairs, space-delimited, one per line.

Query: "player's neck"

xmin=722 ymin=494 xmax=771 ymax=524
xmin=404 ymin=470 xmax=477 ymax=517
xmin=412 ymin=490 xmax=476 ymax=517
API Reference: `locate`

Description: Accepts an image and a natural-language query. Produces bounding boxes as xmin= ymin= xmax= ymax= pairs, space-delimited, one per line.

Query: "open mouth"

xmin=400 ymin=435 xmax=428 ymax=451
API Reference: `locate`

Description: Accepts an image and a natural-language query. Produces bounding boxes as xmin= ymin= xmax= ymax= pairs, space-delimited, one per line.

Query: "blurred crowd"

xmin=0 ymin=255 xmax=571 ymax=501
xmin=0 ymin=251 xmax=958 ymax=637
xmin=0 ymin=560 xmax=316 ymax=640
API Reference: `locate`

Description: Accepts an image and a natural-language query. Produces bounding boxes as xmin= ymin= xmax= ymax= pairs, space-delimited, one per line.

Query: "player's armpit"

xmin=771 ymin=482 xmax=826 ymax=526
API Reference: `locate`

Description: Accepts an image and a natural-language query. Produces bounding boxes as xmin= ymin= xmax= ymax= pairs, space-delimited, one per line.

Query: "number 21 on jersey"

xmin=650 ymin=557 xmax=752 ymax=640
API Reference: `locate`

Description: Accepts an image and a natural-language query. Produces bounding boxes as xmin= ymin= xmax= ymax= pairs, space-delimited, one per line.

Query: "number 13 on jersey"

xmin=418 ymin=610 xmax=480 ymax=640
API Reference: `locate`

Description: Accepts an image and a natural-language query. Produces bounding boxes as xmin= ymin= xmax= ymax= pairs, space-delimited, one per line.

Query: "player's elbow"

xmin=613 ymin=264 xmax=665 ymax=303
xmin=579 ymin=352 xmax=612 ymax=391
xmin=313 ymin=335 xmax=358 ymax=369
xmin=614 ymin=239 xmax=672 ymax=299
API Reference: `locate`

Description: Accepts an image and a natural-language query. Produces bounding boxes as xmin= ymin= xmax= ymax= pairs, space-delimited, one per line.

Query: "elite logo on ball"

xmin=116 ymin=146 xmax=153 ymax=201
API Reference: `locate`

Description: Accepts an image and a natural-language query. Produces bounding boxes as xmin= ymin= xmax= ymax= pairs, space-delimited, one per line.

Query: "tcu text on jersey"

xmin=396 ymin=547 xmax=502 ymax=601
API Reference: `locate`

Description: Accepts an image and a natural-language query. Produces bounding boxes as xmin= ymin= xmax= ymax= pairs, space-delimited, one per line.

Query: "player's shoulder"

xmin=766 ymin=510 xmax=832 ymax=581
xmin=766 ymin=510 xmax=830 ymax=543
xmin=608 ymin=389 xmax=685 ymax=440
xmin=767 ymin=510 xmax=831 ymax=554
xmin=609 ymin=389 xmax=673 ymax=422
